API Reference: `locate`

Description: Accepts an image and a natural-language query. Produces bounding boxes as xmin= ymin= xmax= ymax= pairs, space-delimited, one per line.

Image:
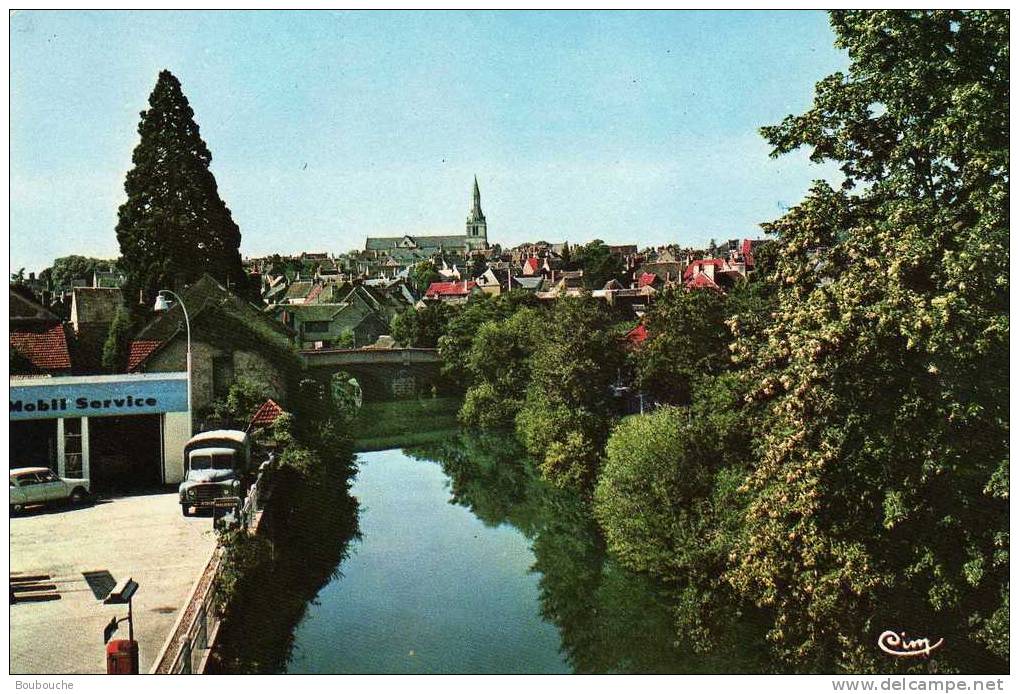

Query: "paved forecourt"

xmin=10 ymin=491 xmax=217 ymax=674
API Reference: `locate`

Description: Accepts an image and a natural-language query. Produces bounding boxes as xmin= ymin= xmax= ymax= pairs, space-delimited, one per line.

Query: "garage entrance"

xmin=88 ymin=415 xmax=163 ymax=493
xmin=10 ymin=419 xmax=58 ymax=471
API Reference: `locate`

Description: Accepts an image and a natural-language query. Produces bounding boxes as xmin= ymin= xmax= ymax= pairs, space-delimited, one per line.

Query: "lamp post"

xmin=153 ymin=290 xmax=192 ymax=433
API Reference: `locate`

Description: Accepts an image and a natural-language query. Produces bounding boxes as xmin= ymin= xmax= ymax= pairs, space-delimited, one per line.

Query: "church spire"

xmin=465 ymin=175 xmax=488 ymax=249
xmin=469 ymin=175 xmax=484 ymax=221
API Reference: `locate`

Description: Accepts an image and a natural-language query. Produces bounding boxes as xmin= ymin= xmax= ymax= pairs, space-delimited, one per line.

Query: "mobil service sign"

xmin=10 ymin=372 xmax=188 ymax=421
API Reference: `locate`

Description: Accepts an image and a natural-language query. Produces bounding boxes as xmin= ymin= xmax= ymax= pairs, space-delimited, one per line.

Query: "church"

xmin=364 ymin=176 xmax=489 ymax=257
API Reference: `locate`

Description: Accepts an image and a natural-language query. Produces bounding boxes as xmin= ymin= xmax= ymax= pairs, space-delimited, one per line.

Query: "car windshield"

xmin=190 ymin=453 xmax=234 ymax=471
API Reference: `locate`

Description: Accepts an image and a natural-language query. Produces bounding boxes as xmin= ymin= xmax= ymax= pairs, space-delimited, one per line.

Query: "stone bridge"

xmin=300 ymin=347 xmax=443 ymax=401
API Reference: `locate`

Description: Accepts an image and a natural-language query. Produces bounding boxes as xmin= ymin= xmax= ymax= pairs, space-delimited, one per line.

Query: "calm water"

xmin=285 ymin=434 xmax=725 ymax=674
xmin=287 ymin=448 xmax=568 ymax=674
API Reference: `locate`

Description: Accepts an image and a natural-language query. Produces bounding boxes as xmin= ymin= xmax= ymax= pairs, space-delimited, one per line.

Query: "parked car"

xmin=10 ymin=467 xmax=90 ymax=514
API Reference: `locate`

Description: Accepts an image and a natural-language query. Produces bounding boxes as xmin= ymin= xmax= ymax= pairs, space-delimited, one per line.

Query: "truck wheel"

xmin=181 ymin=504 xmax=190 ymax=517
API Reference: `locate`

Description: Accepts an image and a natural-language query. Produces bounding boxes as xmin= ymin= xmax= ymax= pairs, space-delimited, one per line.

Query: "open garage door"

xmin=88 ymin=414 xmax=163 ymax=493
xmin=10 ymin=419 xmax=57 ymax=471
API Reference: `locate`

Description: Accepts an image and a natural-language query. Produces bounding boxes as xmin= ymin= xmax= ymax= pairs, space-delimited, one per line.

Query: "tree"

xmin=407 ymin=260 xmax=441 ymax=298
xmin=39 ymin=255 xmax=119 ymax=291
xmin=635 ymin=287 xmax=731 ymax=406
xmin=593 ymin=374 xmax=762 ymax=650
xmin=436 ymin=294 xmax=503 ymax=386
xmin=101 ymin=307 xmax=134 ymax=372
xmin=116 ymin=70 xmax=248 ymax=307
xmin=459 ymin=307 xmax=543 ymax=430
xmin=390 ymin=302 xmax=455 ymax=348
xmin=516 ymin=293 xmax=624 ymax=491
xmin=10 ymin=268 xmax=25 ymax=283
xmin=727 ymin=10 xmax=1008 ymax=671
xmin=572 ymin=240 xmax=626 ymax=289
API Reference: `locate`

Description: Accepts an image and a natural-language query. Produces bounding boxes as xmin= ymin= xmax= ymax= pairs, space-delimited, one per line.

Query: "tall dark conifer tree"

xmin=116 ymin=70 xmax=248 ymax=305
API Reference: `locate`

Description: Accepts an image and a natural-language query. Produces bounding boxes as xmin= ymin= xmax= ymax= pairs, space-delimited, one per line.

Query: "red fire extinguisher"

xmin=106 ymin=639 xmax=139 ymax=674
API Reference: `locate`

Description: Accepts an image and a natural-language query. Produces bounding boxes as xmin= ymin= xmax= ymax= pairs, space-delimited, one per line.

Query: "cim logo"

xmin=878 ymin=631 xmax=945 ymax=658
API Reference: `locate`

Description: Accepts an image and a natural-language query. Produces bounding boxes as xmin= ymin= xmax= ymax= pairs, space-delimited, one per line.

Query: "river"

xmin=284 ymin=432 xmax=722 ymax=674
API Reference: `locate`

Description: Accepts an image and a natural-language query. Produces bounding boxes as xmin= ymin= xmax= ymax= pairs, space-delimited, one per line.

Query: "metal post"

xmin=128 ymin=596 xmax=134 ymax=642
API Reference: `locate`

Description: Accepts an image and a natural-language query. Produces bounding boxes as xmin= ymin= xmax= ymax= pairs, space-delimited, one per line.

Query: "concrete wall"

xmin=162 ymin=411 xmax=191 ymax=484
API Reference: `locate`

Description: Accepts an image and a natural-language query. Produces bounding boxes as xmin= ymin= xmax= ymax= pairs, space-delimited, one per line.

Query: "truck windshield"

xmin=190 ymin=453 xmax=234 ymax=470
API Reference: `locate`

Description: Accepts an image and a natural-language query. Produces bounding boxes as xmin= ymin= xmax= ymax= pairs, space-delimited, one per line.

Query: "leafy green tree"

xmin=459 ymin=307 xmax=543 ymax=430
xmin=635 ymin=287 xmax=731 ymax=406
xmin=101 ymin=307 xmax=134 ymax=372
xmin=572 ymin=240 xmax=626 ymax=289
xmin=391 ymin=302 xmax=456 ymax=348
xmin=435 ymin=294 xmax=503 ymax=385
xmin=516 ymin=293 xmax=624 ymax=491
xmin=11 ymin=268 xmax=25 ymax=283
xmin=407 ymin=260 xmax=441 ymax=298
xmin=116 ymin=70 xmax=248 ymax=306
xmin=39 ymin=255 xmax=120 ymax=291
xmin=208 ymin=378 xmax=272 ymax=428
xmin=594 ymin=374 xmax=762 ymax=651
xmin=727 ymin=10 xmax=1008 ymax=671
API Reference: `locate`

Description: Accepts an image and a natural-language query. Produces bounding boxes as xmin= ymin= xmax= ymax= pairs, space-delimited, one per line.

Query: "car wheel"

xmin=69 ymin=488 xmax=88 ymax=505
xmin=181 ymin=504 xmax=190 ymax=517
xmin=10 ymin=504 xmax=23 ymax=516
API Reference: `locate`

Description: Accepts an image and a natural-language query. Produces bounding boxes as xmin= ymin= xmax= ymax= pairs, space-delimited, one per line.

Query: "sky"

xmin=10 ymin=10 xmax=848 ymax=274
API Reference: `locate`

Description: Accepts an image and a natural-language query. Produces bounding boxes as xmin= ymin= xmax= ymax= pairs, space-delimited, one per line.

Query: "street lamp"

xmin=154 ymin=290 xmax=192 ymax=433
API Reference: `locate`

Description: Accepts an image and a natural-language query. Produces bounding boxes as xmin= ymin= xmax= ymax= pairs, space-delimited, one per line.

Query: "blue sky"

xmin=10 ymin=10 xmax=847 ymax=273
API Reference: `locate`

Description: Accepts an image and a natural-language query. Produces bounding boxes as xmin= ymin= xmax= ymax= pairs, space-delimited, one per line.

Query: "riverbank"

xmin=352 ymin=397 xmax=460 ymax=452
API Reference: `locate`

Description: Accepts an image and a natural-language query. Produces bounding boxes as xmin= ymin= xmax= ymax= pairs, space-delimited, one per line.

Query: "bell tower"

xmin=465 ymin=175 xmax=488 ymax=250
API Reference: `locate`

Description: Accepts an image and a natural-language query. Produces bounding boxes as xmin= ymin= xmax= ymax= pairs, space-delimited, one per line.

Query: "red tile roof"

xmin=741 ymin=239 xmax=756 ymax=266
xmin=249 ymin=399 xmax=286 ymax=429
xmin=425 ymin=281 xmax=476 ymax=298
xmin=126 ymin=340 xmax=164 ymax=372
xmin=523 ymin=257 xmax=540 ymax=273
xmin=683 ymin=258 xmax=724 ymax=281
xmin=305 ymin=283 xmax=324 ymax=303
xmin=625 ymin=323 xmax=648 ymax=348
xmin=10 ymin=323 xmax=72 ymax=372
xmin=638 ymin=272 xmax=659 ymax=288
xmin=684 ymin=272 xmax=723 ymax=292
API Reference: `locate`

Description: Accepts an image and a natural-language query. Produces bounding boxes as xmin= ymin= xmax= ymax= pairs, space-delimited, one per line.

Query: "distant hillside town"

xmin=10 ymin=176 xmax=770 ymax=372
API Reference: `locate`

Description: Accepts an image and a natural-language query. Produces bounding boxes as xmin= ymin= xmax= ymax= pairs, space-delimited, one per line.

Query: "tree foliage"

xmin=39 ymin=255 xmax=120 ymax=291
xmin=407 ymin=260 xmax=442 ymax=298
xmin=726 ymin=10 xmax=1008 ymax=671
xmin=635 ymin=287 xmax=732 ymax=406
xmin=101 ymin=307 xmax=134 ymax=373
xmin=570 ymin=240 xmax=626 ymax=289
xmin=390 ymin=301 xmax=456 ymax=348
xmin=459 ymin=307 xmax=543 ymax=430
xmin=116 ymin=70 xmax=249 ymax=306
xmin=516 ymin=293 xmax=625 ymax=491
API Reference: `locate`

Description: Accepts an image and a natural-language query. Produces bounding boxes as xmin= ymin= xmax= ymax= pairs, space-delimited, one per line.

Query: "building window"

xmin=303 ymin=321 xmax=331 ymax=334
xmin=64 ymin=418 xmax=84 ymax=478
xmin=212 ymin=355 xmax=235 ymax=398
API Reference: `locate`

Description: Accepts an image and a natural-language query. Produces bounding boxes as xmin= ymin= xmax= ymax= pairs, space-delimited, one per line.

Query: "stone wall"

xmin=141 ymin=339 xmax=287 ymax=415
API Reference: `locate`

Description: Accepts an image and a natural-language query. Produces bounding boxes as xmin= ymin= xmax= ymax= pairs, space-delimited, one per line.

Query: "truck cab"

xmin=179 ymin=430 xmax=251 ymax=517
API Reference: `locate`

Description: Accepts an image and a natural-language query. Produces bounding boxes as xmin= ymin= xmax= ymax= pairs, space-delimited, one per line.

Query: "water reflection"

xmin=408 ymin=432 xmax=761 ymax=674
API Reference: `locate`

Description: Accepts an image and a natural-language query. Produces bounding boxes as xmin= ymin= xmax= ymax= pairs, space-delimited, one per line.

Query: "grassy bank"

xmin=352 ymin=397 xmax=462 ymax=452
